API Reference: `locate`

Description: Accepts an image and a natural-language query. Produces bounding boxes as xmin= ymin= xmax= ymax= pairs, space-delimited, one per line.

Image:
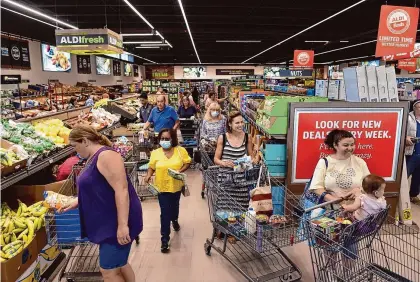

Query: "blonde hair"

xmin=69 ymin=125 xmax=112 ymax=147
xmin=204 ymin=102 xmax=223 ymax=121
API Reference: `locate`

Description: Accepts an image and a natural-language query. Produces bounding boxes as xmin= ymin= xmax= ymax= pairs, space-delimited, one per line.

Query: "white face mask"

xmin=211 ymin=111 xmax=220 ymax=117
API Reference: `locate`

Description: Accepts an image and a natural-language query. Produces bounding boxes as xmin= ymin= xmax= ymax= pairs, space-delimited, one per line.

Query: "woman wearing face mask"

xmin=309 ymin=129 xmax=371 ymax=203
xmin=200 ymin=102 xmax=226 ymax=150
xmin=214 ymin=111 xmax=255 ymax=168
xmin=144 ymin=128 xmax=191 ymax=253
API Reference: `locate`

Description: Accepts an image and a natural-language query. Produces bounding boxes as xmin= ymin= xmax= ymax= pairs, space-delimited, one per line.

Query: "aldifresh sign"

xmin=55 ymin=29 xmax=123 ymax=55
xmin=375 ymin=5 xmax=419 ymax=57
xmin=293 ymin=50 xmax=314 ymax=68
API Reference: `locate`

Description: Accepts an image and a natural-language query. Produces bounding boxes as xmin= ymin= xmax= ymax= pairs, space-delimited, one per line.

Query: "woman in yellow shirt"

xmin=145 ymin=128 xmax=191 ymax=253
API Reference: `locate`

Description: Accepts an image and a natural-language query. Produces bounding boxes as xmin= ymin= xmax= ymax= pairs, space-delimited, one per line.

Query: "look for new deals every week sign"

xmin=289 ymin=105 xmax=406 ymax=185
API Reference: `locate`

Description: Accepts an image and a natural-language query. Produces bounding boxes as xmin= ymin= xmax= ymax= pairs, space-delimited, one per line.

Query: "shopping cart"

xmin=203 ymin=164 xmax=303 ymax=282
xmin=304 ymin=198 xmax=420 ymax=282
xmin=45 ymin=161 xmax=140 ymax=281
xmin=179 ymin=118 xmax=200 ymax=169
xmin=198 ymin=142 xmax=215 ymax=199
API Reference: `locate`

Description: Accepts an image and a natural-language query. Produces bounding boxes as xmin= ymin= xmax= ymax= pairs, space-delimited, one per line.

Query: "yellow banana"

xmin=11 ymin=233 xmax=17 ymax=242
xmin=22 ymin=234 xmax=28 ymax=243
xmin=4 ymin=243 xmax=24 ymax=259
xmin=13 ymin=218 xmax=26 ymax=229
xmin=8 ymin=220 xmax=14 ymax=233
xmin=31 ymin=207 xmax=48 ymax=217
xmin=26 ymin=219 xmax=34 ymax=239
xmin=18 ymin=200 xmax=28 ymax=213
xmin=16 ymin=205 xmax=22 ymax=217
xmin=0 ymin=234 xmax=5 ymax=246
xmin=0 ymin=257 xmax=6 ymax=262
xmin=17 ymin=229 xmax=28 ymax=239
xmin=3 ymin=217 xmax=10 ymax=229
xmin=2 ymin=240 xmax=23 ymax=252
xmin=4 ymin=233 xmax=10 ymax=244
xmin=12 ymin=228 xmax=25 ymax=234
xmin=0 ymin=251 xmax=8 ymax=259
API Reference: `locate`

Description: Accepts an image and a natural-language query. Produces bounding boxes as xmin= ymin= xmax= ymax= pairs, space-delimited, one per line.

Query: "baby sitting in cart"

xmin=341 ymin=174 xmax=387 ymax=221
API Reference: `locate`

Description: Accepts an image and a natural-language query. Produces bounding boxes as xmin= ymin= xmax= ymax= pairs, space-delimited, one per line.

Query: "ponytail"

xmin=97 ymin=133 xmax=112 ymax=147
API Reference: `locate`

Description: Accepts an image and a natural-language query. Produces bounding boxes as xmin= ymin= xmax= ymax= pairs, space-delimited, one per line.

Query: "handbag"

xmin=181 ymin=185 xmax=190 ymax=197
xmin=249 ymin=166 xmax=273 ymax=216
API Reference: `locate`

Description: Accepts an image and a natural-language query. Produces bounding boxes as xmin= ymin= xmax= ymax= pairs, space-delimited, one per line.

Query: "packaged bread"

xmin=43 ymin=191 xmax=76 ymax=210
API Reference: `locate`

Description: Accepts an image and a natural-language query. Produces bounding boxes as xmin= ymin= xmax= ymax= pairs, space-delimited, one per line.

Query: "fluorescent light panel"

xmin=216 ymin=40 xmax=261 ymax=43
xmin=122 ymin=1 xmax=173 ymax=49
xmin=1 ymin=7 xmax=63 ymax=29
xmin=305 ymin=40 xmax=329 ymax=43
xmin=2 ymin=0 xmax=78 ymax=29
xmin=177 ymin=0 xmax=201 ymax=64
xmin=123 ymin=41 xmax=163 ymax=44
xmin=138 ymin=44 xmax=169 ymax=47
xmin=121 ymin=33 xmax=154 ymax=37
xmin=242 ymin=0 xmax=367 ymax=63
xmin=136 ymin=46 xmax=160 ymax=49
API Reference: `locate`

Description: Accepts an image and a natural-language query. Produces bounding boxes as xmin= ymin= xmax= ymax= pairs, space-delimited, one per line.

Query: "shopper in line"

xmin=214 ymin=111 xmax=254 ymax=168
xmin=143 ymin=95 xmax=180 ymax=133
xmin=191 ymin=87 xmax=200 ymax=105
xmin=406 ymin=99 xmax=420 ymax=204
xmin=179 ymin=90 xmax=196 ymax=108
xmin=205 ymin=91 xmax=227 ymax=109
xmin=62 ymin=125 xmax=143 ymax=282
xmin=144 ymin=128 xmax=191 ymax=253
xmin=309 ymin=129 xmax=370 ymax=202
xmin=138 ymin=92 xmax=154 ymax=123
xmin=177 ymin=96 xmax=197 ymax=118
xmin=200 ymin=102 xmax=226 ymax=153
xmin=67 ymin=97 xmax=77 ymax=109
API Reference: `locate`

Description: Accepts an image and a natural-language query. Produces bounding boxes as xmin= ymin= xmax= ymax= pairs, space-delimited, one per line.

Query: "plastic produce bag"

xmin=43 ymin=191 xmax=77 ymax=210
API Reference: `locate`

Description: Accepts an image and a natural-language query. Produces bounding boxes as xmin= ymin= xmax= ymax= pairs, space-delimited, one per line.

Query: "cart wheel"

xmin=204 ymin=243 xmax=211 ymax=256
xmin=201 ymin=191 xmax=205 ymax=199
xmin=140 ymin=197 xmax=145 ymax=201
xmin=135 ymin=236 xmax=140 ymax=245
xmin=66 ymin=279 xmax=75 ymax=282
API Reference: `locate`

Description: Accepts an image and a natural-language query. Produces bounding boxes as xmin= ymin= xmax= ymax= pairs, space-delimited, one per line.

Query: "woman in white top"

xmin=309 ymin=129 xmax=371 ymax=203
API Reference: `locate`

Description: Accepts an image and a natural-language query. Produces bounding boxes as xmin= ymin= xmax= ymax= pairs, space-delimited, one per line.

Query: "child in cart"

xmin=341 ymin=174 xmax=387 ymax=221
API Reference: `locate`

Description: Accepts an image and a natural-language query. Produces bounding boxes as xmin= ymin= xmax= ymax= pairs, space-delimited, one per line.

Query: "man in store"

xmin=143 ymin=95 xmax=180 ymax=133
xmin=138 ymin=92 xmax=154 ymax=123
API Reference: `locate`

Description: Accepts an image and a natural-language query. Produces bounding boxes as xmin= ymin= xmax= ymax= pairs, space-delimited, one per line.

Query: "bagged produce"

xmin=43 ymin=191 xmax=76 ymax=210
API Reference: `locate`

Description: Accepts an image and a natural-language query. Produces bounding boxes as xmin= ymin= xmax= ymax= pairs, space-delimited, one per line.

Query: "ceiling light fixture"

xmin=123 ymin=41 xmax=163 ymax=44
xmin=216 ymin=40 xmax=261 ymax=43
xmin=242 ymin=0 xmax=367 ymax=63
xmin=138 ymin=43 xmax=169 ymax=47
xmin=314 ymin=40 xmax=377 ymax=56
xmin=135 ymin=46 xmax=160 ymax=49
xmin=122 ymin=0 xmax=154 ymax=30
xmin=177 ymin=0 xmax=201 ymax=64
xmin=122 ymin=0 xmax=172 ymax=48
xmin=156 ymin=31 xmax=172 ymax=48
xmin=305 ymin=40 xmax=329 ymax=43
xmin=126 ymin=52 xmax=157 ymax=64
xmin=340 ymin=40 xmax=350 ymax=43
xmin=2 ymin=0 xmax=78 ymax=29
xmin=121 ymin=33 xmax=154 ymax=37
xmin=1 ymin=6 xmax=63 ymax=29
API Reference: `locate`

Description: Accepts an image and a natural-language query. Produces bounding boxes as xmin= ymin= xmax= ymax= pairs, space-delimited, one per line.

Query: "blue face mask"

xmin=160 ymin=140 xmax=172 ymax=149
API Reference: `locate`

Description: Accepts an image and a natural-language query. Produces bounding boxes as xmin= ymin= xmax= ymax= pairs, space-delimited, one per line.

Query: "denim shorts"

xmin=99 ymin=242 xmax=132 ymax=270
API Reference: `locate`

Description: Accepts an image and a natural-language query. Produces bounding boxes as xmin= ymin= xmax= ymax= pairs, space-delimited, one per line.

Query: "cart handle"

xmin=304 ymin=197 xmax=344 ymax=213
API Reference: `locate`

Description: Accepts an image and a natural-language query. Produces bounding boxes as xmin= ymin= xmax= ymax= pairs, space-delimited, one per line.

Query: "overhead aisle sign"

xmin=287 ymin=103 xmax=408 ymax=194
xmin=397 ymin=58 xmax=417 ymax=72
xmin=375 ymin=5 xmax=419 ymax=57
xmin=293 ymin=50 xmax=314 ymax=68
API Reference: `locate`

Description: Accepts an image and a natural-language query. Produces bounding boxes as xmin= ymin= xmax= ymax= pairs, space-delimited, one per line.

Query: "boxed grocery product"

xmin=376 ymin=66 xmax=389 ymax=102
xmin=16 ymin=257 xmax=41 ymax=282
xmin=356 ymin=66 xmax=369 ymax=102
xmin=38 ymin=243 xmax=61 ymax=275
xmin=311 ymin=217 xmax=341 ymax=244
xmin=386 ymin=66 xmax=399 ymax=102
xmin=1 ymin=139 xmax=28 ymax=177
xmin=366 ymin=66 xmax=379 ymax=102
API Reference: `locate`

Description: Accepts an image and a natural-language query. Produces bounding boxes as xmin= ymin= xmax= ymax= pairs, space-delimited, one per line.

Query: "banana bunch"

xmin=1 ymin=200 xmax=47 ymax=262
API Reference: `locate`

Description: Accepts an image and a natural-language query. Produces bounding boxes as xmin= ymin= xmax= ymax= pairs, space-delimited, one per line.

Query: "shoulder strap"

xmin=323 ymin=157 xmax=328 ymax=168
xmin=222 ymin=133 xmax=226 ymax=150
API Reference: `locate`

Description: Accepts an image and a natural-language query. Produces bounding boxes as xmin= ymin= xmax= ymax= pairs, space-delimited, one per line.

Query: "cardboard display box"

xmin=1 ymin=139 xmax=28 ymax=177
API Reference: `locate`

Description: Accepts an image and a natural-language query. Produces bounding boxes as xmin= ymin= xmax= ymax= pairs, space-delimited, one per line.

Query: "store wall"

xmin=1 ymin=40 xmax=145 ymax=88
xmin=173 ymin=65 xmax=264 ymax=80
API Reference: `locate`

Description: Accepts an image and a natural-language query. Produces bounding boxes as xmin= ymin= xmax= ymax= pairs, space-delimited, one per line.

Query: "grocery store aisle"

xmin=129 ymin=169 xmax=315 ymax=282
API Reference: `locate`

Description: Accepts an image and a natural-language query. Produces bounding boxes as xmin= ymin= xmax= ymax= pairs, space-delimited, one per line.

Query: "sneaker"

xmin=161 ymin=242 xmax=170 ymax=253
xmin=411 ymin=197 xmax=420 ymax=205
xmin=172 ymin=220 xmax=181 ymax=232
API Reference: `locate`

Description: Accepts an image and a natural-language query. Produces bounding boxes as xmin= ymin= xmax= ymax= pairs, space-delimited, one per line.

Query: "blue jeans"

xmin=158 ymin=191 xmax=181 ymax=243
xmin=406 ymin=155 xmax=420 ymax=197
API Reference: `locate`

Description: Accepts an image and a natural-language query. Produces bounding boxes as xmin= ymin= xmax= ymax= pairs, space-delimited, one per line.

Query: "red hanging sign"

xmin=375 ymin=5 xmax=419 ymax=57
xmin=293 ymin=50 xmax=314 ymax=68
xmin=397 ymin=58 xmax=417 ymax=72
xmin=382 ymin=45 xmax=420 ymax=61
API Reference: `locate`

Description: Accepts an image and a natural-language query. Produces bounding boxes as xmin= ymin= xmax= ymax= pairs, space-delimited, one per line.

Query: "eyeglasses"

xmin=160 ymin=138 xmax=171 ymax=141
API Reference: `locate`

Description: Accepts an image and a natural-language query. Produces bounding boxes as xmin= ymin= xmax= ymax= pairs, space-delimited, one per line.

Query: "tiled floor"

xmin=56 ymin=169 xmax=420 ymax=281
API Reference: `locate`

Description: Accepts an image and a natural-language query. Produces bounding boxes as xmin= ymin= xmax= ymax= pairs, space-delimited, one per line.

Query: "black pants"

xmin=158 ymin=191 xmax=182 ymax=243
xmin=407 ymin=155 xmax=420 ymax=197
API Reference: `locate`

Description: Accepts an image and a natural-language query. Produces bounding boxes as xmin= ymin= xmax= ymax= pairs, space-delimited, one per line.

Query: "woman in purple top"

xmin=62 ymin=125 xmax=143 ymax=282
